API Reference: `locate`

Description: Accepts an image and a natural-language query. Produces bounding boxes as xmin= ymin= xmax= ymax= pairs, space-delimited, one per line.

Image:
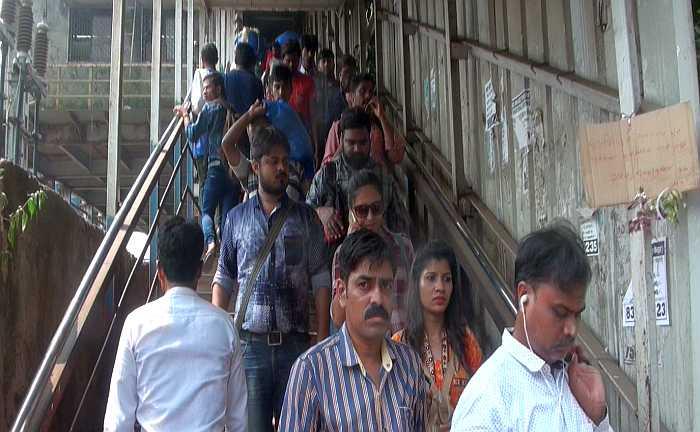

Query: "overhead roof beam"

xmin=58 ymin=145 xmax=106 ymax=186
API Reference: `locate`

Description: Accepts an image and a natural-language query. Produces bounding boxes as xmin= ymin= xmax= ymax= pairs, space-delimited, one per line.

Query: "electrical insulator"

xmin=16 ymin=0 xmax=33 ymax=53
xmin=1 ymin=0 xmax=17 ymax=26
xmin=34 ymin=22 xmax=48 ymax=77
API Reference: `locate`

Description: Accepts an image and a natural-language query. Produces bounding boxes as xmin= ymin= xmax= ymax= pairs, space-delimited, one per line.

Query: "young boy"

xmin=175 ymin=72 xmax=240 ymax=259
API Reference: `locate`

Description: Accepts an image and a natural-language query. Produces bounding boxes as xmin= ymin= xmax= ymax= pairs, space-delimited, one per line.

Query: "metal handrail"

xmin=10 ymin=87 xmax=194 ymax=430
xmin=68 ymin=144 xmax=199 ymax=430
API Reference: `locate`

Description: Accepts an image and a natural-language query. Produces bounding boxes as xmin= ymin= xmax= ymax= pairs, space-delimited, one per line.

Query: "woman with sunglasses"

xmin=329 ymin=169 xmax=414 ymax=335
xmin=393 ymin=240 xmax=483 ymax=431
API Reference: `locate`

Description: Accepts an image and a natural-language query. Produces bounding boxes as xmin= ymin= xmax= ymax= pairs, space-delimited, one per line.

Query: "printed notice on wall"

xmin=622 ymin=281 xmax=635 ymax=328
xmin=579 ymin=102 xmax=700 ymax=208
xmin=580 ymin=220 xmax=599 ymax=257
xmin=621 ymin=237 xmax=670 ymax=327
xmin=512 ymin=89 xmax=531 ymax=151
xmin=652 ymin=237 xmax=670 ymax=326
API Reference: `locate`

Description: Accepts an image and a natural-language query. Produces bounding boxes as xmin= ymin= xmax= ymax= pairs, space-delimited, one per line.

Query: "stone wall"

xmin=0 ymin=160 xmax=145 ymax=430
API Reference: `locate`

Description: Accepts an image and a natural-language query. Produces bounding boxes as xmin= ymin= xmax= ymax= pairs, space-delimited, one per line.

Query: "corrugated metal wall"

xmin=311 ymin=0 xmax=700 ymax=430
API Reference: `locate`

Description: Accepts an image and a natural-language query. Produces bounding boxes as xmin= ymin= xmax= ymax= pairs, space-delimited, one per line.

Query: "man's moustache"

xmin=364 ymin=304 xmax=389 ymax=321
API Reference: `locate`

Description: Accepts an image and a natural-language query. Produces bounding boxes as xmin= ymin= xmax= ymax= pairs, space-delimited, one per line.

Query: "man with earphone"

xmin=451 ymin=222 xmax=613 ymax=431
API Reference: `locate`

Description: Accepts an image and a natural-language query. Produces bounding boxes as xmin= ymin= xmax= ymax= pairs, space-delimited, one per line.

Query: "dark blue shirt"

xmin=185 ymin=101 xmax=227 ymax=161
xmin=213 ymin=194 xmax=331 ymax=333
xmin=265 ymin=100 xmax=315 ymax=180
xmin=223 ymin=69 xmax=264 ymax=115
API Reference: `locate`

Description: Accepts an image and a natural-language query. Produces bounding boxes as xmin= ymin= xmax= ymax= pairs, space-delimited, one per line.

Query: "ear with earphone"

xmin=519 ymin=293 xmax=533 ymax=352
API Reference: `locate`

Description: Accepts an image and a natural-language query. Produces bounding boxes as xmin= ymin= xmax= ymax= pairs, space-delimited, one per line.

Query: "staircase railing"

xmin=10 ymin=108 xmax=199 ymax=431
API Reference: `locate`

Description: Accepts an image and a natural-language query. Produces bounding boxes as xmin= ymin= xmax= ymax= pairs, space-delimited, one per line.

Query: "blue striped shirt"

xmin=279 ymin=324 xmax=428 ymax=431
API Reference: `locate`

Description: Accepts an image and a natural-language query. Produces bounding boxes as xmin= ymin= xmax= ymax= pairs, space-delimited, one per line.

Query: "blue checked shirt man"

xmin=279 ymin=229 xmax=427 ymax=431
xmin=212 ymin=125 xmax=331 ymax=431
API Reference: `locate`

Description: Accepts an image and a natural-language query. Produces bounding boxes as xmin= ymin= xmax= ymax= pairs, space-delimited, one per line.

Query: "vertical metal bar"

xmin=186 ymin=0 xmax=195 ymax=218
xmin=443 ymin=0 xmax=466 ymax=198
xmin=373 ymin=3 xmax=383 ymax=88
xmin=199 ymin=6 xmax=206 ymax=44
xmin=174 ymin=0 xmax=183 ymax=212
xmin=150 ymin=0 xmax=162 ymax=285
xmin=357 ymin=0 xmax=364 ymax=71
xmin=398 ymin=0 xmax=411 ymax=135
xmin=107 ymin=0 xmax=127 ymax=222
xmin=0 ymin=43 xmax=8 ymax=157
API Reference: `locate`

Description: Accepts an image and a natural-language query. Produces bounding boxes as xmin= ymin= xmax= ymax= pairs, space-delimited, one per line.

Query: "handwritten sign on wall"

xmin=580 ymin=102 xmax=700 ymax=208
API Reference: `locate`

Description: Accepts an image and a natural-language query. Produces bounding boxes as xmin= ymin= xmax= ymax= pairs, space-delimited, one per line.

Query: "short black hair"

xmin=250 ymin=125 xmax=291 ymax=161
xmin=200 ymin=42 xmax=219 ymax=67
xmin=339 ymin=107 xmax=371 ymax=134
xmin=336 ymin=228 xmax=397 ymax=282
xmin=319 ymin=49 xmax=334 ymax=61
xmin=301 ymin=34 xmax=319 ymax=52
xmin=347 ymin=169 xmax=383 ymax=206
xmin=282 ymin=40 xmax=302 ymax=57
xmin=349 ymin=72 xmax=376 ymax=92
xmin=157 ymin=216 xmax=204 ymax=284
xmin=269 ymin=63 xmax=292 ymax=85
xmin=235 ymin=42 xmax=256 ymax=70
xmin=203 ymin=71 xmax=224 ymax=92
xmin=514 ymin=220 xmax=591 ymax=294
xmin=339 ymin=54 xmax=357 ymax=69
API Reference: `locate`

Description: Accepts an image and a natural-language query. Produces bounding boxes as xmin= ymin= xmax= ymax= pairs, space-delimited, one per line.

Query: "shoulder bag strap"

xmin=234 ymin=205 xmax=291 ymax=330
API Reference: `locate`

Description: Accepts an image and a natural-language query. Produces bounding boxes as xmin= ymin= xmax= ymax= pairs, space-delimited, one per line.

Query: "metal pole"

xmin=174 ymin=0 xmax=182 ymax=212
xmin=186 ymin=0 xmax=194 ymax=218
xmin=107 ymin=0 xmax=127 ymax=221
xmin=150 ymin=0 xmax=162 ymax=287
xmin=0 ymin=42 xmax=9 ymax=158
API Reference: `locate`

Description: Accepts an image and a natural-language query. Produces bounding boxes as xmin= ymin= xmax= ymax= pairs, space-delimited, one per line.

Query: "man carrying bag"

xmin=211 ymin=125 xmax=331 ymax=432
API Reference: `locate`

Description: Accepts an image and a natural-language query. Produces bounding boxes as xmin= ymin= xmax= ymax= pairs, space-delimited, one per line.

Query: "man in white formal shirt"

xmin=104 ymin=217 xmax=247 ymax=432
xmin=452 ymin=222 xmax=613 ymax=432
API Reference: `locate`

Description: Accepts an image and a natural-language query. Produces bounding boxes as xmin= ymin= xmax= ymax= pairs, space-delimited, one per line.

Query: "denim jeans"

xmin=201 ymin=165 xmax=240 ymax=246
xmin=240 ymin=332 xmax=309 ymax=432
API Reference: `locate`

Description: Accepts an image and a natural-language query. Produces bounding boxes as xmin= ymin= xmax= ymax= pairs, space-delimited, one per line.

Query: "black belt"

xmin=239 ymin=330 xmax=308 ymax=347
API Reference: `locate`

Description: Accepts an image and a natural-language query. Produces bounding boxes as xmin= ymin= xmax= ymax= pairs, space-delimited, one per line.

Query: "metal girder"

xmin=204 ymin=0 xmax=343 ymax=9
xmin=58 ymin=145 xmax=105 ymax=186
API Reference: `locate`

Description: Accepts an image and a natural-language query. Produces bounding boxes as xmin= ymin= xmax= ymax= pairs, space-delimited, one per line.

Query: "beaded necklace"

xmin=423 ymin=329 xmax=449 ymax=390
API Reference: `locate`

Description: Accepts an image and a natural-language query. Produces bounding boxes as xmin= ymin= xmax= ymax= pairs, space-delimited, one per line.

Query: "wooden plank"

xmin=107 ymin=0 xmax=126 ymax=220
xmin=444 ymin=0 xmax=466 ymax=198
xmin=672 ymin=0 xmax=700 ymax=427
xmin=450 ymin=39 xmax=620 ymax=113
xmin=611 ymin=0 xmax=641 ymax=115
xmin=629 ymin=225 xmax=660 ymax=432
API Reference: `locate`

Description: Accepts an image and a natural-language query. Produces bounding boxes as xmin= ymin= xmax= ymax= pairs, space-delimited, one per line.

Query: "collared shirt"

xmin=223 ymin=68 xmax=264 ymax=115
xmin=213 ymin=194 xmax=331 ymax=333
xmin=103 ymin=287 xmax=247 ymax=432
xmin=322 ymin=119 xmax=406 ymax=167
xmin=451 ymin=329 xmax=613 ymax=432
xmin=278 ymin=324 xmax=428 ymax=431
xmin=186 ymin=100 xmax=227 ymax=161
xmin=330 ymin=227 xmax=414 ymax=334
xmin=306 ymin=155 xmax=409 ymax=236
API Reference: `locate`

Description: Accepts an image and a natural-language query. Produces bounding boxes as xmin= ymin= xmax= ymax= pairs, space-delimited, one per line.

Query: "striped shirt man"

xmin=279 ymin=323 xmax=428 ymax=431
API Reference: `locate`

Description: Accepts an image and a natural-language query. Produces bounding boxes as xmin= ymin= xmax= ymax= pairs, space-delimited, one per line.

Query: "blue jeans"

xmin=201 ymin=165 xmax=240 ymax=246
xmin=240 ymin=332 xmax=309 ymax=432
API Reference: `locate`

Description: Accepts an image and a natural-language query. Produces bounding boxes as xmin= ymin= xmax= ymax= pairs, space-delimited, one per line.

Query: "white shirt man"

xmin=452 ymin=222 xmax=612 ymax=432
xmin=104 ymin=217 xmax=247 ymax=432
xmin=451 ymin=329 xmax=612 ymax=431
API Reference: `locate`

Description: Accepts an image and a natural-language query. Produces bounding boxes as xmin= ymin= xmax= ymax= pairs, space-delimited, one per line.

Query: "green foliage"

xmin=0 ymin=168 xmax=48 ymax=265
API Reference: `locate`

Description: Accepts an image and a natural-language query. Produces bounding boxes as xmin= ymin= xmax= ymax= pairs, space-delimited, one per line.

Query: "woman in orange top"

xmin=393 ymin=240 xmax=483 ymax=431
